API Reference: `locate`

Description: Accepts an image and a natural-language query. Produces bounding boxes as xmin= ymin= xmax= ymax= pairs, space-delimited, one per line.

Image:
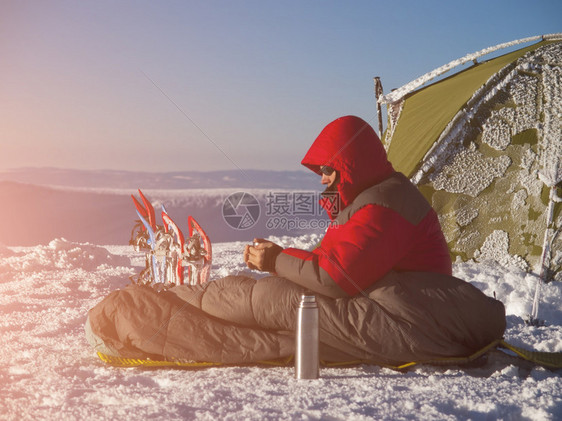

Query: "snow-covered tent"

xmin=376 ymin=34 xmax=562 ymax=282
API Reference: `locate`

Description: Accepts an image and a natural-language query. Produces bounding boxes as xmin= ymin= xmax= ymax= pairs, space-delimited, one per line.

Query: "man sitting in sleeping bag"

xmin=86 ymin=115 xmax=505 ymax=366
xmin=244 ymin=115 xmax=452 ymax=298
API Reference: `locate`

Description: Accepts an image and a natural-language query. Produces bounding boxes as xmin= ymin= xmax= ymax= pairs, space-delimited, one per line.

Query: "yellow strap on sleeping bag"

xmin=498 ymin=340 xmax=562 ymax=369
xmin=96 ymin=352 xmax=293 ymax=368
xmin=96 ymin=352 xmax=222 ymax=368
xmin=96 ymin=339 xmax=562 ymax=370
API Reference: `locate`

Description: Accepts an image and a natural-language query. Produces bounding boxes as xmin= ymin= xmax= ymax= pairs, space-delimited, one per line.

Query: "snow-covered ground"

xmin=1 ymin=233 xmax=561 ymax=420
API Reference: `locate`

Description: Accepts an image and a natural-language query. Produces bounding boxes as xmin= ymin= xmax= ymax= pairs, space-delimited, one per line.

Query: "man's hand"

xmin=244 ymin=238 xmax=283 ymax=273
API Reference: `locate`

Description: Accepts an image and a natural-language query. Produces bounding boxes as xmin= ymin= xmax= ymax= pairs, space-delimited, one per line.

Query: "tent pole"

xmin=374 ymin=77 xmax=384 ymax=138
xmin=529 ymin=162 xmax=561 ymax=325
xmin=529 ymin=186 xmax=555 ymax=324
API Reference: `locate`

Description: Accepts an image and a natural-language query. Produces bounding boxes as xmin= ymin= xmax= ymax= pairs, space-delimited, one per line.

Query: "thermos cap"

xmin=299 ymin=294 xmax=317 ymax=308
xmin=295 ymin=293 xmax=319 ymax=379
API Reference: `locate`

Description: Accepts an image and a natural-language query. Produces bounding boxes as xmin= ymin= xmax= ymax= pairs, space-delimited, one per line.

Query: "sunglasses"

xmin=320 ymin=165 xmax=335 ymax=176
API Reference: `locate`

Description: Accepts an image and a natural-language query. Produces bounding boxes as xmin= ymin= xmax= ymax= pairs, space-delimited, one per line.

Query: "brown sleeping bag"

xmin=85 ymin=271 xmax=506 ymax=365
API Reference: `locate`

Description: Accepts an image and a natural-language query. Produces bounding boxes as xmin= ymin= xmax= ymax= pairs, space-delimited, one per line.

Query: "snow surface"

xmin=1 ymin=233 xmax=561 ymax=420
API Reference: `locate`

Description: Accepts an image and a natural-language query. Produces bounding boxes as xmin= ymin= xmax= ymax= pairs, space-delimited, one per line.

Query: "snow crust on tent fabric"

xmin=385 ymin=41 xmax=549 ymax=178
xmin=392 ymin=41 xmax=562 ymax=278
xmin=541 ymin=64 xmax=562 ymax=185
xmin=431 ymin=145 xmax=511 ymax=197
xmin=379 ymin=35 xmax=552 ymax=105
xmin=475 ymin=230 xmax=529 ymax=270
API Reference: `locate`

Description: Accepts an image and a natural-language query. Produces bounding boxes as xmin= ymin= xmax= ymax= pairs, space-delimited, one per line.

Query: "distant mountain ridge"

xmin=0 ymin=169 xmax=329 ymax=246
xmin=0 ymin=168 xmax=320 ymax=190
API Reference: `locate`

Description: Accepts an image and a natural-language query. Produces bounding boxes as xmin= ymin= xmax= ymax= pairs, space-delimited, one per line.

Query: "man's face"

xmin=321 ymin=171 xmax=338 ymax=188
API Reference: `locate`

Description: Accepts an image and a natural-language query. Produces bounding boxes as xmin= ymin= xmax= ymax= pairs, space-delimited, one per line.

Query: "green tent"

xmin=377 ymin=34 xmax=562 ymax=282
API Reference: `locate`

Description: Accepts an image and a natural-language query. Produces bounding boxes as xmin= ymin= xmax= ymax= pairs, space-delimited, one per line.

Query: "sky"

xmin=1 ymin=0 xmax=561 ymax=173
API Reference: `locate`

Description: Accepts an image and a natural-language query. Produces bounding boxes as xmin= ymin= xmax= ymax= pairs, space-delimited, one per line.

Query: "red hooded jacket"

xmin=274 ymin=116 xmax=452 ymax=297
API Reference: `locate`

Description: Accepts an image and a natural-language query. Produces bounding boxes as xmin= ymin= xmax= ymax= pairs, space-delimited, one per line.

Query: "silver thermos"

xmin=295 ymin=293 xmax=319 ymax=379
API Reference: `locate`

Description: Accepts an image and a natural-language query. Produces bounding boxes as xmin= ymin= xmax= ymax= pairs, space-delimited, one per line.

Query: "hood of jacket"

xmin=302 ymin=115 xmax=394 ymax=215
